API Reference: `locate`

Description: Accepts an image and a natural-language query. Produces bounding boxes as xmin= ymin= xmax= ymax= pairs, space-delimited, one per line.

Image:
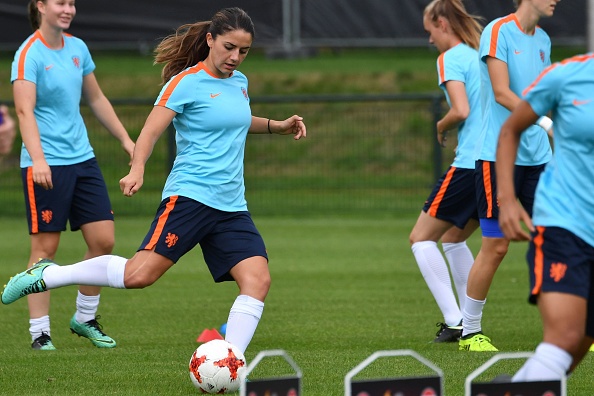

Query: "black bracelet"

xmin=267 ymin=118 xmax=272 ymax=134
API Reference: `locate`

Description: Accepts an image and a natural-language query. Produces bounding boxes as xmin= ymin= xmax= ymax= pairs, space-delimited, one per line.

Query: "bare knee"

xmin=483 ymin=238 xmax=509 ymax=261
xmin=231 ymin=258 xmax=271 ymax=302
xmin=246 ymin=271 xmax=271 ymax=302
xmin=88 ymin=235 xmax=115 ymax=256
xmin=123 ymin=271 xmax=159 ymax=289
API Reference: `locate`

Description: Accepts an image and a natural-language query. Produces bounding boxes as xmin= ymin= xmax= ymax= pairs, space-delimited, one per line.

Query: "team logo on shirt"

xmin=539 ymin=49 xmax=545 ymax=63
xmin=72 ymin=56 xmax=80 ymax=68
xmin=241 ymin=87 xmax=249 ymax=101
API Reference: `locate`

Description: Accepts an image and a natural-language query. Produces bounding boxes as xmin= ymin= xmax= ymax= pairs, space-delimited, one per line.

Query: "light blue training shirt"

xmin=476 ymin=13 xmax=552 ymax=165
xmin=525 ymin=53 xmax=594 ymax=246
xmin=437 ymin=42 xmax=481 ymax=169
xmin=11 ymin=31 xmax=95 ymax=167
xmin=155 ymin=62 xmax=253 ymax=212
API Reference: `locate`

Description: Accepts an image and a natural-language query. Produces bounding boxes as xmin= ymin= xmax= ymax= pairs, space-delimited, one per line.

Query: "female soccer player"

xmin=10 ymin=0 xmax=135 ymax=350
xmin=496 ymin=53 xmax=594 ymax=380
xmin=3 ymin=7 xmax=306 ymax=355
xmin=458 ymin=0 xmax=560 ymax=352
xmin=410 ymin=0 xmax=482 ymax=343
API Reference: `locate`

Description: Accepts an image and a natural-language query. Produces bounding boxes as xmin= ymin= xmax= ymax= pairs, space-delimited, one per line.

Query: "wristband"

xmin=267 ymin=119 xmax=272 ymax=134
xmin=536 ymin=116 xmax=553 ymax=137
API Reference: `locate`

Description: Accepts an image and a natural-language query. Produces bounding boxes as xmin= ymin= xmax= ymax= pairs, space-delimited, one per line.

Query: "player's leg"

xmin=226 ymin=256 xmax=269 ymax=354
xmin=201 ymin=210 xmax=269 ymax=354
xmin=459 ymin=234 xmax=507 ymax=351
xmin=20 ymin=165 xmax=72 ymax=350
xmin=68 ymin=159 xmax=118 ymax=347
xmin=410 ymin=211 xmax=462 ymax=340
xmin=411 ymin=166 xmax=477 ymax=342
xmin=27 ymin=232 xmax=60 ymax=350
xmin=71 ymin=220 xmax=117 ymax=347
xmin=441 ymin=218 xmax=478 ymax=313
xmin=512 ymin=292 xmax=582 ymax=381
xmin=513 ymin=226 xmax=593 ymax=380
xmin=460 ymin=160 xmax=504 ymax=351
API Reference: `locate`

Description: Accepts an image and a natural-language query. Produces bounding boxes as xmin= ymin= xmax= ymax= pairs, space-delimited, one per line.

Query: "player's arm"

xmin=82 ymin=72 xmax=135 ymax=160
xmin=120 ymin=105 xmax=176 ymax=197
xmin=495 ymin=100 xmax=539 ymax=241
xmin=487 ymin=56 xmax=522 ymax=112
xmin=250 ymin=115 xmax=306 ymax=140
xmin=0 ymin=104 xmax=16 ymax=155
xmin=13 ymin=79 xmax=53 ymax=190
xmin=437 ymin=80 xmax=469 ymax=147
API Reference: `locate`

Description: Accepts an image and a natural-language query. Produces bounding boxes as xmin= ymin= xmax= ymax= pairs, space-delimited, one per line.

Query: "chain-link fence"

xmin=0 ymin=93 xmax=455 ymax=219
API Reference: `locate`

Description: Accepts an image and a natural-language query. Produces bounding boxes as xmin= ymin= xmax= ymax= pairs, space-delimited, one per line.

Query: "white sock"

xmin=412 ymin=241 xmax=461 ymax=326
xmin=225 ymin=295 xmax=264 ymax=354
xmin=513 ymin=342 xmax=572 ymax=381
xmin=43 ymin=255 xmax=127 ymax=289
xmin=442 ymin=241 xmax=474 ymax=313
xmin=462 ymin=295 xmax=485 ymax=337
xmin=75 ymin=291 xmax=100 ymax=323
xmin=29 ymin=315 xmax=51 ymax=341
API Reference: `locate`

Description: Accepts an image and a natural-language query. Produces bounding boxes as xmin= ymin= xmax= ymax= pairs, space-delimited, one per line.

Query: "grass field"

xmin=0 ymin=45 xmax=591 ymax=394
xmin=0 ymin=216 xmax=592 ymax=395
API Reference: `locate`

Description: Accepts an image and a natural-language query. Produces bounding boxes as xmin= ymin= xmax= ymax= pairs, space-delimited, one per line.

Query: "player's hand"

xmin=498 ymin=199 xmax=533 ymax=241
xmin=0 ymin=105 xmax=16 ymax=155
xmin=120 ymin=171 xmax=144 ymax=197
xmin=32 ymin=160 xmax=53 ymax=190
xmin=273 ymin=115 xmax=307 ymax=140
xmin=437 ymin=131 xmax=447 ymax=148
xmin=122 ymin=139 xmax=135 ymax=166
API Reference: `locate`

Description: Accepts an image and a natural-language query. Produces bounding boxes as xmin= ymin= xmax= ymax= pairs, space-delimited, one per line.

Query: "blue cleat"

xmin=70 ymin=315 xmax=116 ymax=348
xmin=1 ymin=258 xmax=56 ymax=305
xmin=31 ymin=332 xmax=56 ymax=351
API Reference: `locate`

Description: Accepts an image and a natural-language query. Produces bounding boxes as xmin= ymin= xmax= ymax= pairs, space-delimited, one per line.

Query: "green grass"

xmin=0 ymin=216 xmax=592 ymax=395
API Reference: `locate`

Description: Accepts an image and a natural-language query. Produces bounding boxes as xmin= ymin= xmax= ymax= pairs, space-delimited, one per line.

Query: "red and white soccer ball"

xmin=188 ymin=339 xmax=247 ymax=394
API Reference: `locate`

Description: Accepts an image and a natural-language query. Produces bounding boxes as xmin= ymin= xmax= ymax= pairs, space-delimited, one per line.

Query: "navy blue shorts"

xmin=475 ymin=160 xmax=545 ymax=219
xmin=21 ymin=158 xmax=114 ymax=234
xmin=139 ymin=196 xmax=268 ymax=283
xmin=422 ymin=166 xmax=478 ymax=229
xmin=526 ymin=226 xmax=594 ymax=337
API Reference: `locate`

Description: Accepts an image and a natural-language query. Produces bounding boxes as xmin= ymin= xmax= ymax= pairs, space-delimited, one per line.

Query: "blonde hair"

xmin=424 ymin=0 xmax=483 ymax=50
xmin=154 ymin=7 xmax=255 ymax=85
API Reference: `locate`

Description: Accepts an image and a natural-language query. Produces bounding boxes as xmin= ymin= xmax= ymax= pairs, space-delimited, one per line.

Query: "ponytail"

xmin=424 ymin=0 xmax=483 ymax=50
xmin=154 ymin=7 xmax=255 ymax=85
xmin=28 ymin=0 xmax=43 ymax=31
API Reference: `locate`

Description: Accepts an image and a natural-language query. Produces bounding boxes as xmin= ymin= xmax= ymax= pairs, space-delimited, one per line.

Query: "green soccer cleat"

xmin=31 ymin=332 xmax=56 ymax=351
xmin=1 ymin=258 xmax=56 ymax=305
xmin=70 ymin=315 xmax=116 ymax=348
xmin=459 ymin=332 xmax=499 ymax=352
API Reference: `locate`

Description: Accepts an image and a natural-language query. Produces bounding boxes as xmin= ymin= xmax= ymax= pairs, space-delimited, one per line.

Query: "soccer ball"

xmin=188 ymin=339 xmax=247 ymax=394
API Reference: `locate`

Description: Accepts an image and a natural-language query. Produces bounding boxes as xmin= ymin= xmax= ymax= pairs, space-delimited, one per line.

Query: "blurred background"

xmin=0 ymin=0 xmax=589 ymax=218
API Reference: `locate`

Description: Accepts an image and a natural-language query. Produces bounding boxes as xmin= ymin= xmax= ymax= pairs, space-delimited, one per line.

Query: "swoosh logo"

xmin=514 ymin=50 xmax=522 ymax=55
xmin=45 ymin=64 xmax=54 ymax=71
xmin=210 ymin=93 xmax=221 ymax=98
xmin=572 ymin=99 xmax=591 ymax=106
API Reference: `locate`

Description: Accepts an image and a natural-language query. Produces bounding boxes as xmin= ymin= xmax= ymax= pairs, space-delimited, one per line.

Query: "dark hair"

xmin=28 ymin=0 xmax=44 ymax=31
xmin=424 ymin=0 xmax=483 ymax=50
xmin=154 ymin=7 xmax=255 ymax=84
